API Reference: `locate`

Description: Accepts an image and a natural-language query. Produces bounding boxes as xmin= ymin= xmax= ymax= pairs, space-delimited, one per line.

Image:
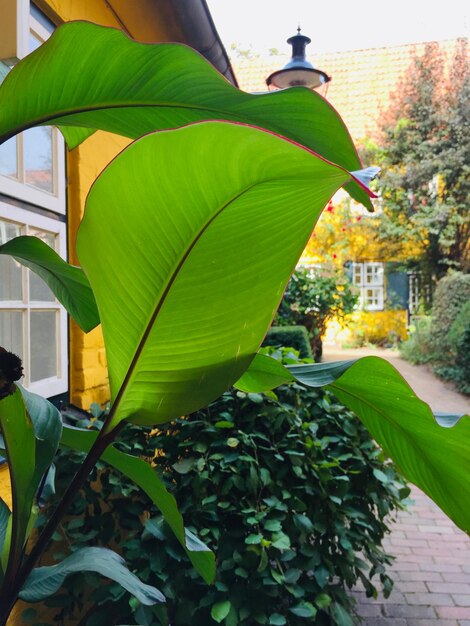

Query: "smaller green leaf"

xmin=172 ymin=458 xmax=197 ymax=474
xmin=264 ymin=519 xmax=282 ymax=532
xmin=19 ymin=547 xmax=165 ymax=604
xmin=314 ymin=593 xmax=332 ymax=609
xmin=289 ymin=602 xmax=317 ymax=618
xmin=18 ymin=385 xmax=62 ymax=499
xmin=143 ymin=518 xmax=166 ymax=541
xmin=272 ymin=533 xmax=291 ymax=550
xmin=269 ymin=615 xmax=287 ymax=625
xmin=211 ymin=600 xmax=231 ymax=623
xmin=0 ymin=236 xmax=99 ymax=332
xmin=234 ymin=354 xmax=295 ymax=393
xmin=372 ymin=468 xmax=390 ymax=484
xmin=214 ymin=421 xmax=234 ymax=429
xmin=227 ymin=438 xmax=239 ymax=448
xmin=329 ymin=602 xmax=353 ymax=626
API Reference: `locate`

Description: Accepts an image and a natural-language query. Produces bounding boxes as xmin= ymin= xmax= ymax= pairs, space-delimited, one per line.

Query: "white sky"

xmin=207 ymin=0 xmax=469 ymax=55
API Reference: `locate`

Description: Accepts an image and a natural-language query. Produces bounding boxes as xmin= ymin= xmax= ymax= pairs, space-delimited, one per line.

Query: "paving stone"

xmin=399 ymin=570 xmax=442 ymax=582
xmin=427 ymin=583 xmax=470 ymax=594
xmin=452 ymin=595 xmax=470 ymax=607
xmin=425 ymin=564 xmax=463 ymax=573
xmin=389 ymin=561 xmax=421 ymax=571
xmin=436 ymin=606 xmax=470 ymax=619
xmin=380 ymin=591 xmax=408 ymax=604
xmin=392 ymin=554 xmax=434 ymax=565
xmin=440 ymin=557 xmax=470 ymax=566
xmin=394 ymin=581 xmax=428 ymax=593
xmin=442 ymin=573 xmax=470 ymax=583
xmin=355 ymin=602 xmax=383 ymax=617
xmin=383 ymin=603 xmax=436 ymax=618
xmin=391 ymin=537 xmax=430 ymax=548
xmin=404 ymin=592 xmax=455 ymax=606
xmin=406 ymin=617 xmax=460 ymax=626
xmin=362 ymin=617 xmax=407 ymax=626
xmin=418 ymin=525 xmax=454 ymax=534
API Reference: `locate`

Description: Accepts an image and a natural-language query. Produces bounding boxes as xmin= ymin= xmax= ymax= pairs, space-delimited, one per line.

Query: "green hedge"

xmin=431 ymin=272 xmax=470 ymax=357
xmin=400 ymin=273 xmax=470 ymax=393
xmin=434 ymin=300 xmax=470 ymax=394
xmin=41 ymin=352 xmax=407 ymax=626
xmin=262 ymin=326 xmax=313 ymax=359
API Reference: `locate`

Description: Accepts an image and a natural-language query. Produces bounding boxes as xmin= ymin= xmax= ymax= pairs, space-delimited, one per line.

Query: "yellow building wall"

xmin=32 ymin=0 xmax=186 ymax=410
xmin=0 ymin=465 xmax=12 ymax=509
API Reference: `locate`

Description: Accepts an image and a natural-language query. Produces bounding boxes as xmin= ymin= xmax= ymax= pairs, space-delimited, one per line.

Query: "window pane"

xmin=0 ymin=136 xmax=17 ymax=179
xmin=28 ymin=228 xmax=56 ymax=301
xmin=365 ymin=264 xmax=383 ymax=285
xmin=29 ymin=33 xmax=42 ymax=53
xmin=30 ymin=311 xmax=57 ymax=382
xmin=0 ymin=220 xmax=22 ymax=301
xmin=353 ymin=265 xmax=362 ymax=285
xmin=0 ymin=311 xmax=24 ymax=366
xmin=24 ymin=127 xmax=54 ymax=193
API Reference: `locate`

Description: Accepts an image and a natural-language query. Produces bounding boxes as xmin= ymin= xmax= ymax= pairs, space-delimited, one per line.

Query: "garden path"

xmin=323 ymin=346 xmax=470 ymax=626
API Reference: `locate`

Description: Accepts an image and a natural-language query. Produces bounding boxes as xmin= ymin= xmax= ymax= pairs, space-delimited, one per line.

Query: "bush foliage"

xmin=430 ymin=272 xmax=470 ymax=356
xmin=274 ymin=266 xmax=357 ymax=360
xmin=41 ymin=351 xmax=407 ymax=626
xmin=399 ymin=316 xmax=434 ymax=365
xmin=434 ymin=299 xmax=470 ymax=394
xmin=262 ymin=326 xmax=313 ymax=359
xmin=400 ymin=273 xmax=470 ymax=393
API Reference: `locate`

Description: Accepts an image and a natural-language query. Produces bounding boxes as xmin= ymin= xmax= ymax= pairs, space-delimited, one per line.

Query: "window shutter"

xmin=386 ymin=266 xmax=409 ymax=309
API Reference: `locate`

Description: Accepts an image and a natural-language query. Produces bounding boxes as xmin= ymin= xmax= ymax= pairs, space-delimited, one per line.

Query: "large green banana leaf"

xmin=235 ymin=354 xmax=470 ymax=533
xmin=0 ymin=21 xmax=372 ymax=210
xmin=76 ymin=121 xmax=368 ymax=428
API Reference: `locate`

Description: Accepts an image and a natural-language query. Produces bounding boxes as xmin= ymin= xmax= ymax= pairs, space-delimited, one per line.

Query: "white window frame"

xmin=0 ymin=202 xmax=68 ymax=398
xmin=352 ymin=262 xmax=384 ymax=311
xmin=0 ymin=11 xmax=66 ymax=215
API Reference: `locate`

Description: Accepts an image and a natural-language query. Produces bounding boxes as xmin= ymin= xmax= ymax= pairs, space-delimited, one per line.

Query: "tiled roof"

xmin=232 ymin=40 xmax=460 ymax=142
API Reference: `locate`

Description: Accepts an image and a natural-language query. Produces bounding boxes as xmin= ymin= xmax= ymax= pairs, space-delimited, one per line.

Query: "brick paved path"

xmin=323 ymin=347 xmax=470 ymax=625
xmin=353 ymin=486 xmax=470 ymax=625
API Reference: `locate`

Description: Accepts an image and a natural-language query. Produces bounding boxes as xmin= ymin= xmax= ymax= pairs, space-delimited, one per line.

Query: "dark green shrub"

xmin=434 ymin=301 xmax=470 ymax=394
xmin=263 ymin=326 xmax=313 ymax=359
xmin=274 ymin=265 xmax=358 ymax=361
xmin=399 ymin=316 xmax=434 ymax=365
xmin=43 ymin=352 xmax=407 ymax=626
xmin=430 ymin=272 xmax=470 ymax=358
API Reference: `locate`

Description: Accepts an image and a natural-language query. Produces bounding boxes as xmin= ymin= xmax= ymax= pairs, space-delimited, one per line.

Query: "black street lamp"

xmin=266 ymin=27 xmax=331 ymax=94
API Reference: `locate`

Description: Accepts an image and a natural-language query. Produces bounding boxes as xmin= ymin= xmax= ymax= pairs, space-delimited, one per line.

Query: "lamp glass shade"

xmin=267 ymin=67 xmax=329 ymax=90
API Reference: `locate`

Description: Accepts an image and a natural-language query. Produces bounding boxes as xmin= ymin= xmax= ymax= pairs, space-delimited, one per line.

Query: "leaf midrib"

xmin=107 ymin=181 xmax=261 ymax=426
xmin=0 ymin=102 xmax=262 ymax=146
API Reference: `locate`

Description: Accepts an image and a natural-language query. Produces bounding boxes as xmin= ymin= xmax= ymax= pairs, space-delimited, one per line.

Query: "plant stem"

xmin=0 ymin=421 xmax=125 ymax=625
